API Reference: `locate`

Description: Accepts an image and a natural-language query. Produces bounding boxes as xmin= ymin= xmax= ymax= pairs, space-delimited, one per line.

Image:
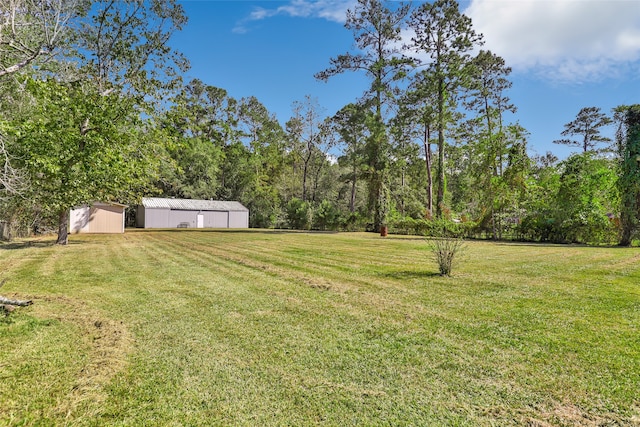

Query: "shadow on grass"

xmin=0 ymin=240 xmax=53 ymax=251
xmin=380 ymin=270 xmax=441 ymax=280
xmin=0 ymin=239 xmax=87 ymax=251
xmin=125 ymin=228 xmax=340 ymax=235
xmin=491 ymin=240 xmax=631 ymax=249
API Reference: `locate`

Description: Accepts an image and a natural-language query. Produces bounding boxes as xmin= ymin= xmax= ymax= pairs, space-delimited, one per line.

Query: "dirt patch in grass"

xmin=28 ymin=294 xmax=134 ymax=418
xmin=524 ymin=402 xmax=637 ymax=426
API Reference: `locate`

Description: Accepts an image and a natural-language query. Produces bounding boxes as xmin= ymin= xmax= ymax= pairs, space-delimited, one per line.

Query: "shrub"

xmin=430 ymin=237 xmax=466 ymax=276
xmin=313 ymin=200 xmax=340 ymax=231
xmin=340 ymin=212 xmax=366 ymax=232
xmin=286 ymin=198 xmax=312 ymax=230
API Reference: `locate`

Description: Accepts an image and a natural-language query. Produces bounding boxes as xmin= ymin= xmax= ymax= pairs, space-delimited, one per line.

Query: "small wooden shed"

xmin=70 ymin=202 xmax=127 ymax=234
xmin=136 ymin=197 xmax=249 ymax=229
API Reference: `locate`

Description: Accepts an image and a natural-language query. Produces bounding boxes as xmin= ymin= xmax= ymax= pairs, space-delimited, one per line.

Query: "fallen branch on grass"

xmin=0 ymin=279 xmax=33 ymax=315
xmin=0 ymin=295 xmax=33 ymax=306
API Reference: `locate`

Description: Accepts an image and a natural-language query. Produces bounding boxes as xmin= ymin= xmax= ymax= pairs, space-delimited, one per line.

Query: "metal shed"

xmin=70 ymin=202 xmax=127 ymax=234
xmin=136 ymin=197 xmax=249 ymax=229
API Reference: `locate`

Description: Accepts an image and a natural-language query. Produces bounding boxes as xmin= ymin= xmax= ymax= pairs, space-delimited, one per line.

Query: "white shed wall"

xmin=207 ymin=211 xmax=228 ymax=228
xmin=70 ymin=206 xmax=91 ymax=233
xmin=168 ymin=210 xmax=198 ymax=228
xmin=144 ymin=208 xmax=171 ymax=228
xmin=229 ymin=211 xmax=249 ymax=228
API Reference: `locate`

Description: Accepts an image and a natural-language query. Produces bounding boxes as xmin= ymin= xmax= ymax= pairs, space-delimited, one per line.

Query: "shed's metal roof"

xmin=141 ymin=197 xmax=248 ymax=212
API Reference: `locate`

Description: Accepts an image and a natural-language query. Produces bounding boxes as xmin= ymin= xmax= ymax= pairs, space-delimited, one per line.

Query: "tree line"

xmin=0 ymin=0 xmax=639 ymax=246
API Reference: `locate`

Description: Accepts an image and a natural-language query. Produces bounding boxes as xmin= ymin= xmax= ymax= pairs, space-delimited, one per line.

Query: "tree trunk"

xmin=56 ymin=209 xmax=69 ymax=245
xmin=350 ymin=165 xmax=357 ymax=213
xmin=424 ymin=125 xmax=433 ymax=218
xmin=436 ymin=79 xmax=445 ymax=219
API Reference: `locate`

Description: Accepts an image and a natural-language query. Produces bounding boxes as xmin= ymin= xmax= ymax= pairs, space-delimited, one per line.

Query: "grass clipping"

xmin=429 ymin=237 xmax=466 ymax=276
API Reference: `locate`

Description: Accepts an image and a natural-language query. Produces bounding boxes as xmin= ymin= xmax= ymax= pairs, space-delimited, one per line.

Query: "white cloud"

xmin=233 ymin=0 xmax=354 ymax=34
xmin=465 ymin=0 xmax=640 ymax=82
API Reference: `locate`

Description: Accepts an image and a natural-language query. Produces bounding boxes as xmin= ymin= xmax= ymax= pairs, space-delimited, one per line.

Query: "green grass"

xmin=0 ymin=230 xmax=638 ymax=426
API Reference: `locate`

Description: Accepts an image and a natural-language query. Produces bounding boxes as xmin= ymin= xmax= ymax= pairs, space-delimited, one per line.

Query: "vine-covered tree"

xmin=615 ymin=104 xmax=640 ymax=246
xmin=463 ymin=49 xmax=517 ymax=238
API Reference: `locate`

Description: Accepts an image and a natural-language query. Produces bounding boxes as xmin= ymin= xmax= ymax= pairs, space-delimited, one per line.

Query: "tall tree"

xmin=615 ymin=104 xmax=640 ymax=246
xmin=76 ymin=0 xmax=189 ymax=97
xmin=157 ymin=79 xmax=240 ymax=200
xmin=316 ymin=0 xmax=412 ymax=231
xmin=389 ymin=100 xmax=425 ymax=218
xmin=330 ymin=103 xmax=368 ymax=213
xmin=237 ymin=96 xmax=287 ymax=228
xmin=286 ymin=95 xmax=327 ymax=202
xmin=401 ymin=71 xmax=438 ymax=217
xmin=409 ymin=0 xmax=483 ymax=218
xmin=553 ymin=107 xmax=612 ymax=153
xmin=463 ymin=49 xmax=516 ymax=237
xmin=0 ymin=0 xmax=86 ymax=205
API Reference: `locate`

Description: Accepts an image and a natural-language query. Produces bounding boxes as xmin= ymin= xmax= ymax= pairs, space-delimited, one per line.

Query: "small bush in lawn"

xmin=430 ymin=237 xmax=466 ymax=276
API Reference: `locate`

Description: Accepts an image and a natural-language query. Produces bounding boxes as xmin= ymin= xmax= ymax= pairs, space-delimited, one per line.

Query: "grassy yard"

xmin=0 ymin=230 xmax=638 ymax=426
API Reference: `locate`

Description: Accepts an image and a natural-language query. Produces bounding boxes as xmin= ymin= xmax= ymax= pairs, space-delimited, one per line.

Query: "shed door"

xmin=196 ymin=213 xmax=204 ymax=228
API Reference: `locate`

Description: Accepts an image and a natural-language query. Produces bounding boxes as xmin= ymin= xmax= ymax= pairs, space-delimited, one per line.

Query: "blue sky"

xmin=171 ymin=0 xmax=640 ymax=160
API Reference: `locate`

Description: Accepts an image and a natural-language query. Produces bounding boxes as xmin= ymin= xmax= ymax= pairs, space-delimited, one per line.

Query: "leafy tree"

xmin=316 ymin=0 xmax=413 ymax=230
xmin=286 ymin=197 xmax=312 ymax=230
xmin=9 ymin=78 xmax=158 ymax=243
xmin=167 ymin=79 xmax=239 ymax=146
xmin=409 ymin=0 xmax=483 ymax=218
xmin=160 ymin=137 xmax=222 ymax=200
xmin=157 ymin=79 xmax=241 ymax=200
xmin=0 ymin=0 xmax=86 ymax=207
xmin=75 ymin=0 xmax=189 ymax=97
xmin=314 ymin=199 xmax=340 ymax=231
xmin=553 ymin=153 xmax=618 ymax=244
xmin=11 ymin=0 xmax=189 ymax=244
xmin=237 ymin=96 xmax=287 ymax=228
xmin=553 ymin=107 xmax=612 ymax=153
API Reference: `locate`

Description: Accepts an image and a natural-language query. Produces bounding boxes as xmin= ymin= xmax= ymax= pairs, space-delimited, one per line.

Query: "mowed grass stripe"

xmin=153 ymin=232 xmax=436 ymax=324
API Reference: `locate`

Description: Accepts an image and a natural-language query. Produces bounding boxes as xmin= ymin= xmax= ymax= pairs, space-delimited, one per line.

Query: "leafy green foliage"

xmin=313 ymin=199 xmax=340 ymax=231
xmin=286 ymin=197 xmax=312 ymax=230
xmin=519 ymin=153 xmax=618 ymax=244
xmin=8 ymin=78 xmax=156 ymax=239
